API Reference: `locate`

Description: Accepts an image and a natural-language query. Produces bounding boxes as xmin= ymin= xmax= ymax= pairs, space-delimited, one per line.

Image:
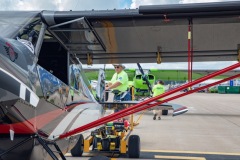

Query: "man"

xmin=106 ymin=64 xmax=131 ymax=101
xmin=152 ymin=80 xmax=165 ymax=120
xmin=106 ymin=64 xmax=135 ymax=127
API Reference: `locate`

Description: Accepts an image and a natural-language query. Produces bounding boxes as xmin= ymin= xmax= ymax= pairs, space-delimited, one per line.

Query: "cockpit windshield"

xmin=0 ymin=11 xmax=41 ymax=39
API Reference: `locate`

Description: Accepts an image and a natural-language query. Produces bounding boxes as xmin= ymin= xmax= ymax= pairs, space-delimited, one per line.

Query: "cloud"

xmin=130 ymin=0 xmax=179 ymax=8
xmin=1 ymin=0 xmax=238 ymax=11
xmin=0 ymin=0 xmax=124 ymax=11
xmin=0 ymin=0 xmax=60 ymax=10
xmin=60 ymin=0 xmax=123 ymax=11
xmin=179 ymin=0 xmax=238 ymax=3
xmin=129 ymin=0 xmax=240 ymax=8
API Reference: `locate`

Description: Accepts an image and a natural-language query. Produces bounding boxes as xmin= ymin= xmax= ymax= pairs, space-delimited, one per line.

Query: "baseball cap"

xmin=113 ymin=64 xmax=125 ymax=69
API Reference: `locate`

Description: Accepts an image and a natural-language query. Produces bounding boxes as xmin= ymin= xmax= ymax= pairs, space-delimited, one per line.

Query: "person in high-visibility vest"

xmin=106 ymin=64 xmax=131 ymax=126
xmin=152 ymin=80 xmax=165 ymax=120
xmin=105 ymin=64 xmax=131 ymax=102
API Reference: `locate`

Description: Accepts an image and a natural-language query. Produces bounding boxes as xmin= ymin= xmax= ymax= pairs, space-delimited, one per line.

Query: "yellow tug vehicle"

xmin=82 ymin=121 xmax=140 ymax=158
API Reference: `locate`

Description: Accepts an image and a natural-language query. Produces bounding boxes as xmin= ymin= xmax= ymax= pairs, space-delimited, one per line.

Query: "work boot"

xmin=158 ymin=116 xmax=161 ymax=120
xmin=153 ymin=114 xmax=157 ymax=120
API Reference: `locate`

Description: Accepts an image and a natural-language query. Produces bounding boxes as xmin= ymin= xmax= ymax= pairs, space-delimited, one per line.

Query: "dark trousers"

xmin=113 ymin=91 xmax=131 ymax=101
xmin=113 ymin=91 xmax=131 ymax=112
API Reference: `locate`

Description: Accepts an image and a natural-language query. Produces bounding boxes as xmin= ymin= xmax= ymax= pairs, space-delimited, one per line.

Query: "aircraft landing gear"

xmin=36 ymin=135 xmax=66 ymax=160
xmin=70 ymin=134 xmax=84 ymax=157
xmin=0 ymin=134 xmax=67 ymax=160
xmin=128 ymin=135 xmax=141 ymax=158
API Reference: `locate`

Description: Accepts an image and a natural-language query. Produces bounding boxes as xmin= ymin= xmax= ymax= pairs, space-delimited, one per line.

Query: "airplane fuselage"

xmin=0 ymin=36 xmax=103 ymax=159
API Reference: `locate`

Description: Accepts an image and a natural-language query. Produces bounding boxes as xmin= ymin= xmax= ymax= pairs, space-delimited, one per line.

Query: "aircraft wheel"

xmin=89 ymin=156 xmax=110 ymax=160
xmin=71 ymin=134 xmax=84 ymax=157
xmin=128 ymin=135 xmax=140 ymax=158
xmin=162 ymin=110 xmax=168 ymax=115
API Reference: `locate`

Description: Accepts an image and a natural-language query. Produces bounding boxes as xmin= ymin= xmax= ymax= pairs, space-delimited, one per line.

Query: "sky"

xmin=0 ymin=0 xmax=238 ymax=11
xmin=0 ymin=0 xmax=239 ymax=69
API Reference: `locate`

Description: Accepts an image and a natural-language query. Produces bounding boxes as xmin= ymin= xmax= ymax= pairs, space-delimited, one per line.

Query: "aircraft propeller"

xmin=137 ymin=63 xmax=153 ymax=94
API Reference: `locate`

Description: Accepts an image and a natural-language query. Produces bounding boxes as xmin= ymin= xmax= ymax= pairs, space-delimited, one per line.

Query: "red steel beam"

xmin=59 ymin=74 xmax=240 ymax=135
xmin=57 ymin=62 xmax=240 ymax=139
xmin=116 ymin=74 xmax=240 ymax=118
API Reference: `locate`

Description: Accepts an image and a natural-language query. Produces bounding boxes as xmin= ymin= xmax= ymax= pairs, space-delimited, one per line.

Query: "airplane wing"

xmin=165 ymin=102 xmax=188 ymax=116
xmin=100 ymin=101 xmax=188 ymax=117
xmin=41 ymin=1 xmax=240 ymax=64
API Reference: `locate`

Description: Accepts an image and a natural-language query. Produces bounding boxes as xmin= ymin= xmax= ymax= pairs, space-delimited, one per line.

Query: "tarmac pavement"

xmin=66 ymin=92 xmax=240 ymax=160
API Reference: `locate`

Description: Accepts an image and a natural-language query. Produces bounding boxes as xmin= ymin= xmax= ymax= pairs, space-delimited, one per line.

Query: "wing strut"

xmin=55 ymin=62 xmax=240 ymax=140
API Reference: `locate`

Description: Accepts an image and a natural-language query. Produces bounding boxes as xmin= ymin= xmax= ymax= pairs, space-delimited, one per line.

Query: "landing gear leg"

xmin=0 ymin=137 xmax=33 ymax=158
xmin=0 ymin=135 xmax=66 ymax=160
xmin=36 ymin=135 xmax=66 ymax=160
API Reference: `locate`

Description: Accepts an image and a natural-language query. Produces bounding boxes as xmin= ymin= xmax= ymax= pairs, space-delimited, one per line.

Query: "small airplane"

xmin=131 ymin=63 xmax=155 ymax=99
xmin=1 ymin=1 xmax=240 ymax=160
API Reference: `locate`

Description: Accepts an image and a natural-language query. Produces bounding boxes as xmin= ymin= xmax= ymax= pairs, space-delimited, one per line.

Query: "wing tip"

xmin=173 ymin=106 xmax=188 ymax=117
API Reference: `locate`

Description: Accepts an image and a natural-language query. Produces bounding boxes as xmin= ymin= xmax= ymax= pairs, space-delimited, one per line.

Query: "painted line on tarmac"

xmin=142 ymin=149 xmax=240 ymax=156
xmin=155 ymin=155 xmax=206 ymax=160
xmin=65 ymin=153 xmax=71 ymax=156
xmin=65 ymin=153 xmax=118 ymax=159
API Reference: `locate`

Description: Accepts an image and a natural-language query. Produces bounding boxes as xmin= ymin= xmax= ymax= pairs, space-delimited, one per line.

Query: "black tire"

xmin=71 ymin=134 xmax=84 ymax=157
xmin=162 ymin=110 xmax=168 ymax=115
xmin=89 ymin=156 xmax=110 ymax=160
xmin=128 ymin=135 xmax=140 ymax=158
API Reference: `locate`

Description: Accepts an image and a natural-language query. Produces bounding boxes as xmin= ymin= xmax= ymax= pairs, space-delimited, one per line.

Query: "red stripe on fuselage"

xmin=0 ymin=102 xmax=85 ymax=134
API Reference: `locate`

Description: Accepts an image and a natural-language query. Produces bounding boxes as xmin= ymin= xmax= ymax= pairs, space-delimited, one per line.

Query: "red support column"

xmin=188 ymin=19 xmax=193 ymax=88
xmin=188 ymin=25 xmax=191 ymax=82
xmin=188 ymin=20 xmax=193 ymax=88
